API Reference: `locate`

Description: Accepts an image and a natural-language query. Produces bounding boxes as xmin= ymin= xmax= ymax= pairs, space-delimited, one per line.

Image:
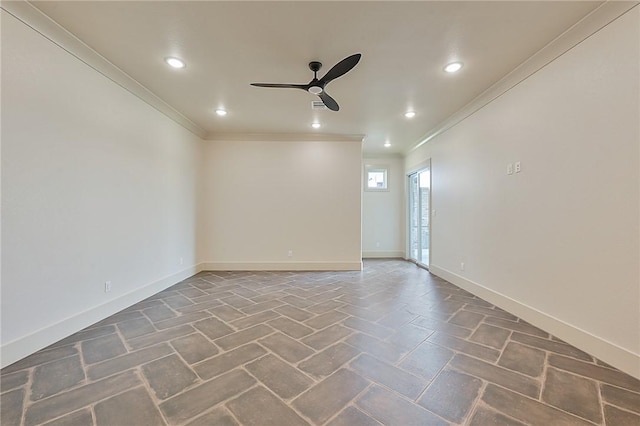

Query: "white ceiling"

xmin=30 ymin=1 xmax=602 ymax=155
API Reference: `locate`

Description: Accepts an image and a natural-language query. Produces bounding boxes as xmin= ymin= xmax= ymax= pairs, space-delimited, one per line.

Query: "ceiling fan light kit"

xmin=251 ymin=53 xmax=362 ymax=112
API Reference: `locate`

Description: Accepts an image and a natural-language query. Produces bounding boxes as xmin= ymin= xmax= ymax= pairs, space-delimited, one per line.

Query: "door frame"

xmin=406 ymin=159 xmax=431 ymax=270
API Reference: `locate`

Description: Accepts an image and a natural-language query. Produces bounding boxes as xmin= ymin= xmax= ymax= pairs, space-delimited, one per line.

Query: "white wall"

xmin=201 ymin=139 xmax=362 ymax=271
xmin=1 ymin=11 xmax=204 ymax=367
xmin=362 ymin=156 xmax=404 ymax=258
xmin=405 ymin=8 xmax=640 ymax=378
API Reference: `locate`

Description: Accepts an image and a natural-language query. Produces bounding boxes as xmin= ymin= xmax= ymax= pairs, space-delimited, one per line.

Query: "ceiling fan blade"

xmin=250 ymin=83 xmax=308 ymax=90
xmin=319 ymin=92 xmax=339 ymax=111
xmin=318 ymin=53 xmax=362 ymax=85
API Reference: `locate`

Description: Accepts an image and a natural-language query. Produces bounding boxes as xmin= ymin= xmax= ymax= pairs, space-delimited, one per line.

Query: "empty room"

xmin=1 ymin=1 xmax=639 ymax=425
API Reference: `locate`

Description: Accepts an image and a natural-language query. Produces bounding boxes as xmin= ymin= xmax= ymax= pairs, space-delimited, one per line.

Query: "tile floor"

xmin=1 ymin=259 xmax=639 ymax=426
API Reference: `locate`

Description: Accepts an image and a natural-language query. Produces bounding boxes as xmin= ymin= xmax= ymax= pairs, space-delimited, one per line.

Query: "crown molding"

xmin=1 ymin=0 xmax=208 ymax=139
xmin=363 ymin=153 xmax=404 ymax=160
xmin=206 ymin=132 xmax=365 ymax=143
xmin=407 ymin=0 xmax=640 ymax=155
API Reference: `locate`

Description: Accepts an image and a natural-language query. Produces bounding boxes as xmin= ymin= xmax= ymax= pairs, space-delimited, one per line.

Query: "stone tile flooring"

xmin=2 ymin=259 xmax=639 ymax=425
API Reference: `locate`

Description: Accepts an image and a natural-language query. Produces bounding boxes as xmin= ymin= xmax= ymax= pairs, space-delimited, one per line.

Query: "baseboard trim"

xmin=362 ymin=251 xmax=405 ymax=258
xmin=1 ymin=264 xmax=203 ymax=369
xmin=201 ymin=261 xmax=363 ymax=271
xmin=429 ymin=265 xmax=640 ymax=380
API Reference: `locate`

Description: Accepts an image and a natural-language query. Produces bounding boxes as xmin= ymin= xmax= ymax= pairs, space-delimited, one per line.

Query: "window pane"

xmin=366 ymin=170 xmax=387 ymax=189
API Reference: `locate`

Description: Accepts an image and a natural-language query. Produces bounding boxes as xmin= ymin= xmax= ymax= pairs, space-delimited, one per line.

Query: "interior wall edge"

xmin=0 ymin=0 xmax=207 ymax=139
xmin=406 ymin=0 xmax=639 ymax=156
xmin=429 ymin=265 xmax=640 ymax=380
xmin=361 ymin=252 xmax=405 ymax=259
xmin=0 ymin=264 xmax=204 ymax=369
xmin=363 ymin=153 xmax=404 ymax=160
xmin=205 ymin=133 xmax=365 ymax=143
xmin=201 ymin=261 xmax=363 ymax=272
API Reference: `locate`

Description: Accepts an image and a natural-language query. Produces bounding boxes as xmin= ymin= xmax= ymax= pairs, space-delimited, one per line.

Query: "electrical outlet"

xmin=507 ymin=163 xmax=514 ymax=175
xmin=460 ymin=262 xmax=465 ymax=271
xmin=376 ymin=242 xmax=380 ymax=248
xmin=179 ymin=257 xmax=184 ymax=265
xmin=105 ymin=281 xmax=112 ymax=293
xmin=515 ymin=161 xmax=521 ymax=173
xmin=288 ymin=250 xmax=293 ymax=257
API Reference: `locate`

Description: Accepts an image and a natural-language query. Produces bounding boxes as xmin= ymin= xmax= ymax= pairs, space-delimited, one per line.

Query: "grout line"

xmin=462 ymin=380 xmax=488 ymax=426
xmin=19 ymin=366 xmax=35 ymax=426
xmin=321 ymin=381 xmax=376 ymax=426
xmin=596 ymin=381 xmax=607 ymax=426
xmin=75 ymin=342 xmax=90 ymax=390
xmin=539 ymin=351 xmax=550 ymax=401
xmin=89 ymin=405 xmax=96 ymax=426
xmin=221 ymin=401 xmax=244 ymax=426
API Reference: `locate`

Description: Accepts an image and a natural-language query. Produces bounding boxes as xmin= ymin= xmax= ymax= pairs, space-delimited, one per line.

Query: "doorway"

xmin=408 ymin=166 xmax=430 ymax=268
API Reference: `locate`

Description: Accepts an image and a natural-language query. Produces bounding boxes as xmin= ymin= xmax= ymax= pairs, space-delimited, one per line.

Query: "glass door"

xmin=408 ymin=167 xmax=430 ymax=268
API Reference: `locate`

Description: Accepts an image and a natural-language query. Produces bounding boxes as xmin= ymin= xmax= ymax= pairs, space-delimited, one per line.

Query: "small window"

xmin=365 ymin=167 xmax=388 ymax=191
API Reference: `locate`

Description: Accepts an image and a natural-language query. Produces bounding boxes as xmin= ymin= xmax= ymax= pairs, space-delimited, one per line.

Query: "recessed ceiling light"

xmin=165 ymin=57 xmax=186 ymax=69
xmin=384 ymin=141 xmax=391 ymax=148
xmin=215 ymin=109 xmax=227 ymax=116
xmin=311 ymin=122 xmax=321 ymax=129
xmin=444 ymin=62 xmax=463 ymax=73
xmin=404 ymin=111 xmax=416 ymax=119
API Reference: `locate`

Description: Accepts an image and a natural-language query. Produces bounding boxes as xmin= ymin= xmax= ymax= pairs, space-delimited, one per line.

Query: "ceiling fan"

xmin=250 ymin=53 xmax=362 ymax=111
